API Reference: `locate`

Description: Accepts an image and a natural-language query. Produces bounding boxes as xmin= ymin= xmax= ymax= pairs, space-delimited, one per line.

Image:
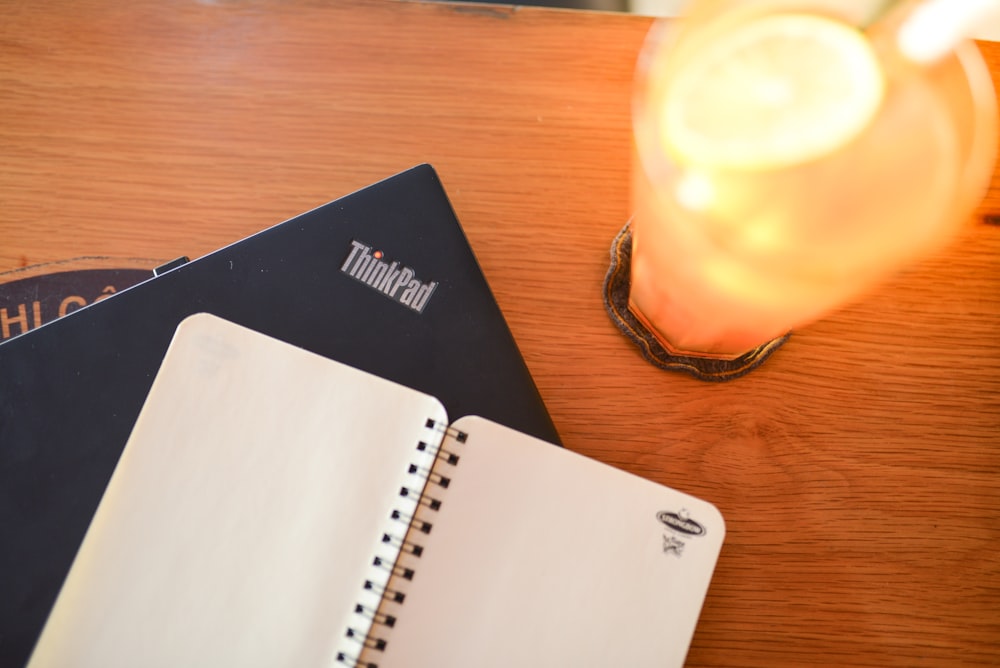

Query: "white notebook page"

xmin=368 ymin=415 xmax=725 ymax=668
xmin=28 ymin=313 xmax=447 ymax=668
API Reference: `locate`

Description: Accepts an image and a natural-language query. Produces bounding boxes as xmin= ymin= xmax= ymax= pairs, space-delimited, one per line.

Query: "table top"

xmin=2 ymin=1 xmax=998 ymax=665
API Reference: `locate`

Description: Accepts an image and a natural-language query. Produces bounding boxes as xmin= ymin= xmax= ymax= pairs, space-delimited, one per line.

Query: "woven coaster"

xmin=602 ymin=221 xmax=788 ymax=381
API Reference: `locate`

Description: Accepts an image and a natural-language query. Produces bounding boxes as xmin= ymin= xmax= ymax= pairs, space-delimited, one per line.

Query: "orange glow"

xmin=628 ymin=4 xmax=998 ymax=357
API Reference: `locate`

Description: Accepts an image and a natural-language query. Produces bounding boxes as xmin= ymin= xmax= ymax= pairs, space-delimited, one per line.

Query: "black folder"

xmin=0 ymin=164 xmax=559 ymax=667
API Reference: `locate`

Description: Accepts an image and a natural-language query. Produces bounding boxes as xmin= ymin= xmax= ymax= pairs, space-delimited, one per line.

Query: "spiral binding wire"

xmin=335 ymin=421 xmax=468 ymax=668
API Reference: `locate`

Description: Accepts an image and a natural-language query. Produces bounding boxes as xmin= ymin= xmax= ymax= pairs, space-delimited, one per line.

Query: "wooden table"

xmin=2 ymin=1 xmax=998 ymax=665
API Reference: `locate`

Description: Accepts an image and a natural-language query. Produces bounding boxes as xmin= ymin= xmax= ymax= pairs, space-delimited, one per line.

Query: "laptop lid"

xmin=0 ymin=164 xmax=559 ymax=666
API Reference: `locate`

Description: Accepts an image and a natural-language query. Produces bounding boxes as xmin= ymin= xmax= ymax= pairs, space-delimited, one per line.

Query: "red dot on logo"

xmin=374 ymin=250 xmax=383 ymax=260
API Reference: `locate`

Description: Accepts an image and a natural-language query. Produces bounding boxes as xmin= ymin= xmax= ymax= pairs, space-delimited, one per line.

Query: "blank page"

xmin=368 ymin=415 xmax=725 ymax=668
xmin=28 ymin=314 xmax=447 ymax=668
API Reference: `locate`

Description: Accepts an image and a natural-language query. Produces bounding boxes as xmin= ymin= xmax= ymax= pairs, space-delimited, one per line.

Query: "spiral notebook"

xmin=27 ymin=314 xmax=725 ymax=668
xmin=1 ymin=164 xmax=561 ymax=668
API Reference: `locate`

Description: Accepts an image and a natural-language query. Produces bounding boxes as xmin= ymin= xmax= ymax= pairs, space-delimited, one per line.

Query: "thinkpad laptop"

xmin=0 ymin=164 xmax=559 ymax=666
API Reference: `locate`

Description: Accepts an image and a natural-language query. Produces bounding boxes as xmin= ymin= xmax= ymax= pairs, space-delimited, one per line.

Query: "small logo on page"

xmin=657 ymin=510 xmax=706 ymax=537
xmin=657 ymin=509 xmax=707 ymax=558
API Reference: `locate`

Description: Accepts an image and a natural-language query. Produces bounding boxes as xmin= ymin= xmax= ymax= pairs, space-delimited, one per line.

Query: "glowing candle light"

xmin=626 ymin=0 xmax=998 ymax=360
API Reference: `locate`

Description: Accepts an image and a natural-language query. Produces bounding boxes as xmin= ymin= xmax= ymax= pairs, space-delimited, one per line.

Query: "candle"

xmin=627 ymin=1 xmax=998 ymax=358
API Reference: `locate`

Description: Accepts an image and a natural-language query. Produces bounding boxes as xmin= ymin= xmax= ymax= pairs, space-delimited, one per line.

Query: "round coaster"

xmin=602 ymin=221 xmax=788 ymax=381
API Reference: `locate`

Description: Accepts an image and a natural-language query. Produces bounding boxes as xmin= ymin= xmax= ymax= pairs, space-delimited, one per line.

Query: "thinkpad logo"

xmin=340 ymin=240 xmax=438 ymax=314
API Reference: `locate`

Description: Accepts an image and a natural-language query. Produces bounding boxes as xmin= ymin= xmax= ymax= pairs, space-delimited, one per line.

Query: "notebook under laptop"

xmin=0 ymin=164 xmax=559 ymax=667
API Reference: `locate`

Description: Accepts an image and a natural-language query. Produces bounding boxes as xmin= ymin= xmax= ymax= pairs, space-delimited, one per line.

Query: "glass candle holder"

xmin=626 ymin=0 xmax=998 ymax=360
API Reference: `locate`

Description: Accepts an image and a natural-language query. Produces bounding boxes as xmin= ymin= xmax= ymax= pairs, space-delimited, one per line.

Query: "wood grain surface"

xmin=2 ymin=1 xmax=998 ymax=665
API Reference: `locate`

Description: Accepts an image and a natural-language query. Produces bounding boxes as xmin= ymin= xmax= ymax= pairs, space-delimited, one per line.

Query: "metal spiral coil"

xmin=336 ymin=423 xmax=468 ymax=668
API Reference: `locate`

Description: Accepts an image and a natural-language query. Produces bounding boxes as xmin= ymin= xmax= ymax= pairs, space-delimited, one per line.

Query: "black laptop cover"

xmin=0 ymin=164 xmax=559 ymax=666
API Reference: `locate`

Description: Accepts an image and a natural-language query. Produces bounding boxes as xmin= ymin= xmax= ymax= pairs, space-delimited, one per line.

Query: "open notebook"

xmin=27 ymin=314 xmax=724 ymax=668
xmin=1 ymin=164 xmax=560 ymax=667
